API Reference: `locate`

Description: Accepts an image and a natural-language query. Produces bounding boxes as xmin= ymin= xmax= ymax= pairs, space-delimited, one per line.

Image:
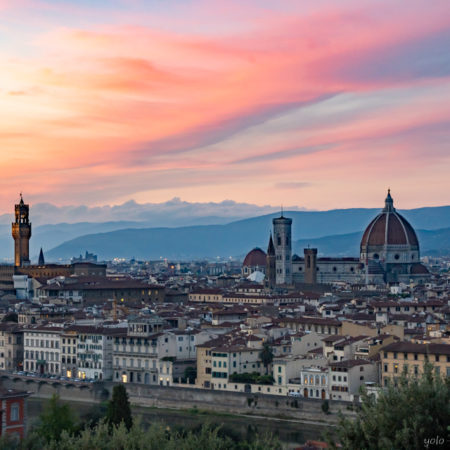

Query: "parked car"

xmin=288 ymin=391 xmax=301 ymax=397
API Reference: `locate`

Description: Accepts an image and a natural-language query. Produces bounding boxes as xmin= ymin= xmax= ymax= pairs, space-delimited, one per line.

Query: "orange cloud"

xmin=0 ymin=0 xmax=449 ymax=211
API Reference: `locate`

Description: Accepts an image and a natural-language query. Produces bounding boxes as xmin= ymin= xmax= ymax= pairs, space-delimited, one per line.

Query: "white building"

xmin=329 ymin=359 xmax=378 ymax=402
xmin=75 ymin=325 xmax=120 ymax=381
xmin=23 ymin=325 xmax=63 ymax=375
xmin=113 ymin=316 xmax=165 ymax=384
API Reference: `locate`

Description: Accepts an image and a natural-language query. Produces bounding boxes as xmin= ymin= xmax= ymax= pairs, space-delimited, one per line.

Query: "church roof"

xmin=243 ymin=248 xmax=267 ymax=267
xmin=360 ymin=190 xmax=419 ymax=248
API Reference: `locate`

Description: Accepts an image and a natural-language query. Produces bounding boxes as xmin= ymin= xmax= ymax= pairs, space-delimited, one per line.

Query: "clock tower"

xmin=11 ymin=194 xmax=32 ymax=267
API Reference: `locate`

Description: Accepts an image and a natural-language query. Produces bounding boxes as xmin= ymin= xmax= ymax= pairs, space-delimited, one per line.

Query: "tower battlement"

xmin=11 ymin=195 xmax=31 ymax=267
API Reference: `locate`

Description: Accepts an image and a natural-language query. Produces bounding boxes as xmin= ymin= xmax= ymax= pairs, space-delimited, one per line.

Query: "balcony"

xmin=114 ymin=366 xmax=157 ymax=372
xmin=114 ymin=349 xmax=158 ymax=358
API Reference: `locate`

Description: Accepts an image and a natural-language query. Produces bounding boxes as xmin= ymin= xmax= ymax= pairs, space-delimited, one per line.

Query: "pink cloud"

xmin=0 ymin=0 xmax=449 ymax=211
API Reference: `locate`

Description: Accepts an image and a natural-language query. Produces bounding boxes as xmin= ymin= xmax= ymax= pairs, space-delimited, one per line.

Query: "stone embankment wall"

xmin=0 ymin=374 xmax=354 ymax=424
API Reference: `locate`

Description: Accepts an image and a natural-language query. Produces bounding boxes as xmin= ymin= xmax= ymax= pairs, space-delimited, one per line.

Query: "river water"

xmin=27 ymin=398 xmax=334 ymax=448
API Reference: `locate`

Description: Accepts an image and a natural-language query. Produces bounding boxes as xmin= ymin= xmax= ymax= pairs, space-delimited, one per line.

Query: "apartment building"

xmin=322 ymin=335 xmax=367 ymax=362
xmin=278 ymin=317 xmax=341 ymax=335
xmin=329 ymin=359 xmax=377 ymax=401
xmin=23 ymin=325 xmax=62 ymax=375
xmin=0 ymin=323 xmax=23 ymax=371
xmin=60 ymin=328 xmax=78 ymax=378
xmin=113 ymin=316 xmax=164 ymax=384
xmin=381 ymin=341 xmax=450 ymax=386
xmin=196 ymin=336 xmax=265 ymax=389
xmin=188 ymin=289 xmax=224 ymax=303
xmin=75 ymin=326 xmax=122 ymax=381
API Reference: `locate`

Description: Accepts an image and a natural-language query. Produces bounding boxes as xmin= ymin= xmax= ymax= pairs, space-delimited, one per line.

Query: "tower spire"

xmin=267 ymin=232 xmax=275 ymax=255
xmin=383 ymin=188 xmax=395 ymax=212
xmin=38 ymin=247 xmax=45 ymax=266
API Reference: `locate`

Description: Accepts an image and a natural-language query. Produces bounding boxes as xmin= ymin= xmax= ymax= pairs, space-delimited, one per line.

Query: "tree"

xmin=184 ymin=366 xmax=197 ymax=384
xmin=106 ymin=384 xmax=133 ymax=430
xmin=259 ymin=343 xmax=274 ymax=374
xmin=35 ymin=394 xmax=77 ymax=443
xmin=2 ymin=312 xmax=18 ymax=323
xmin=330 ymin=363 xmax=450 ymax=449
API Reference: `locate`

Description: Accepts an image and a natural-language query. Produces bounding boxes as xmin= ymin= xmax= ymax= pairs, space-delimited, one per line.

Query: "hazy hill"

xmin=0 ymin=205 xmax=447 ymax=262
xmin=43 ymin=207 xmax=450 ymax=260
xmin=45 ymin=223 xmax=450 ymax=262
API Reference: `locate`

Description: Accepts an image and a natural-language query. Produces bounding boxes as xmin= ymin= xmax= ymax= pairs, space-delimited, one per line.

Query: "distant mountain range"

xmin=34 ymin=206 xmax=449 ymax=262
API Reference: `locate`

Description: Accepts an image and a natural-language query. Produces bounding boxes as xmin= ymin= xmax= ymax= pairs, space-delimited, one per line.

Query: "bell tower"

xmin=273 ymin=213 xmax=292 ymax=285
xmin=11 ymin=194 xmax=32 ymax=267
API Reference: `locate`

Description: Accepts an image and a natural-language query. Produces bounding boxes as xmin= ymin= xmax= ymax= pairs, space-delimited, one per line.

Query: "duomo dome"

xmin=360 ymin=190 xmax=428 ymax=283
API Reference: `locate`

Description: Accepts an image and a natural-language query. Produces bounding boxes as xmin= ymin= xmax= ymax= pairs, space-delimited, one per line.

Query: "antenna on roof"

xmin=281 ymin=205 xmax=283 ymax=217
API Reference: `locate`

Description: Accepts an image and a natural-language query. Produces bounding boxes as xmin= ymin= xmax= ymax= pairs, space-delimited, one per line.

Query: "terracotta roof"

xmin=382 ymin=341 xmax=450 ymax=355
xmin=0 ymin=388 xmax=31 ymax=399
xmin=410 ymin=263 xmax=429 ymax=275
xmin=243 ymin=248 xmax=267 ymax=267
xmin=329 ymin=359 xmax=373 ymax=368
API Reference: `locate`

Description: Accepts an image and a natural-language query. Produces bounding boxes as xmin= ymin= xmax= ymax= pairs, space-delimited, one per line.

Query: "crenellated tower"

xmin=304 ymin=248 xmax=317 ymax=284
xmin=11 ymin=194 xmax=32 ymax=267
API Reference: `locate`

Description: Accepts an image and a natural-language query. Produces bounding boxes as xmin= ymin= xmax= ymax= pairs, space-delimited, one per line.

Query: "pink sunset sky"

xmin=1 ymin=0 xmax=449 ymax=213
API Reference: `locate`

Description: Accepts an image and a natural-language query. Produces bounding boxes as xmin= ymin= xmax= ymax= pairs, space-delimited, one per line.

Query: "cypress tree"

xmin=106 ymin=384 xmax=133 ymax=430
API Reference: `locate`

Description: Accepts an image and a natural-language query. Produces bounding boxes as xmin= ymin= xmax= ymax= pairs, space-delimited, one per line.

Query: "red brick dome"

xmin=361 ymin=190 xmax=419 ymax=249
xmin=243 ymin=248 xmax=267 ymax=267
xmin=410 ymin=263 xmax=429 ymax=274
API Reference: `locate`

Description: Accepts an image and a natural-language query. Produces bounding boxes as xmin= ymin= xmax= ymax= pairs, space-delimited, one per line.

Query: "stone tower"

xmin=12 ymin=195 xmax=32 ymax=267
xmin=304 ymin=248 xmax=317 ymax=284
xmin=265 ymin=233 xmax=276 ymax=290
xmin=273 ymin=214 xmax=292 ymax=285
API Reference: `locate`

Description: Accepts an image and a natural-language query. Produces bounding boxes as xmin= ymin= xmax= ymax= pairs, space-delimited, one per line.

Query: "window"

xmin=435 ymin=355 xmax=440 ymax=362
xmin=10 ymin=403 xmax=19 ymax=421
xmin=404 ymin=353 xmax=408 ymax=360
xmin=414 ymin=354 xmax=418 ymax=361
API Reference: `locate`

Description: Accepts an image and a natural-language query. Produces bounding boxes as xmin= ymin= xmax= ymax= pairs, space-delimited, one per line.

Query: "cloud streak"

xmin=0 ymin=0 xmax=449 ymax=211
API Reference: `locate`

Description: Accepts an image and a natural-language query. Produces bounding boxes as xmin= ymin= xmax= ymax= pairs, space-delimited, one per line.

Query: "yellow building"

xmin=381 ymin=341 xmax=450 ymax=387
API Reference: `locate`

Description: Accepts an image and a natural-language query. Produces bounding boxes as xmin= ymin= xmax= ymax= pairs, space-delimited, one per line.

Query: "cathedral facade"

xmin=245 ymin=190 xmax=430 ymax=287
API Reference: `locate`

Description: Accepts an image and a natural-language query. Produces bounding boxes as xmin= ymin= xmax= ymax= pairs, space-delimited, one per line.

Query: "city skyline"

xmin=1 ymin=0 xmax=449 ymax=211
